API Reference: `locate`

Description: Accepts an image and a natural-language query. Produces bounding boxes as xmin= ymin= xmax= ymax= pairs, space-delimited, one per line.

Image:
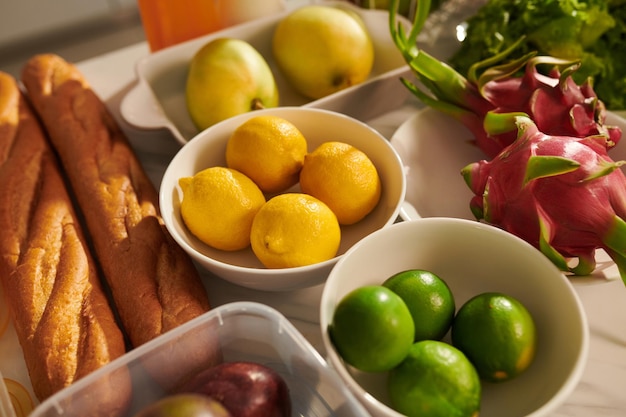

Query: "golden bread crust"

xmin=0 ymin=71 xmax=130 ymax=412
xmin=20 ymin=54 xmax=211 ymax=348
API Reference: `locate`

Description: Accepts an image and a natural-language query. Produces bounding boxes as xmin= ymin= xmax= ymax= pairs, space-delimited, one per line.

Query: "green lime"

xmin=451 ymin=292 xmax=537 ymax=382
xmin=388 ymin=340 xmax=481 ymax=417
xmin=329 ymin=285 xmax=415 ymax=372
xmin=383 ymin=269 xmax=455 ymax=341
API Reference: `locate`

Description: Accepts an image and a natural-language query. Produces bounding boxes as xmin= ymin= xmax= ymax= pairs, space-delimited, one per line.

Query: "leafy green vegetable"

xmin=449 ymin=0 xmax=626 ymax=110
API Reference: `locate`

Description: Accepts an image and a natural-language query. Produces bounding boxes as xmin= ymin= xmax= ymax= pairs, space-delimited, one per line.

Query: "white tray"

xmin=120 ymin=1 xmax=413 ymax=144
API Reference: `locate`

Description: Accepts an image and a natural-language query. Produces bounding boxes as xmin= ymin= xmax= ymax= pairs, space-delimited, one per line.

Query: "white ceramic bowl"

xmin=160 ymin=107 xmax=406 ymax=291
xmin=320 ymin=218 xmax=589 ymax=417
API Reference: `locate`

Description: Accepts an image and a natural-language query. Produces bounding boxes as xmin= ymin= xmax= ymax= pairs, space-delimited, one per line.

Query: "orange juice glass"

xmin=137 ymin=0 xmax=222 ymax=52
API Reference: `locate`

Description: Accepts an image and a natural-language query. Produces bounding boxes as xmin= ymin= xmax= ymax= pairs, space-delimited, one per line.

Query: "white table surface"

xmin=2 ymin=39 xmax=625 ymax=416
xmin=78 ymin=41 xmax=626 ymax=417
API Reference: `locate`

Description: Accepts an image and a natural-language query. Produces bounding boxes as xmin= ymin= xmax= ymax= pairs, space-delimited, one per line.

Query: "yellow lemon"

xmin=250 ymin=193 xmax=340 ymax=268
xmin=226 ymin=115 xmax=308 ymax=194
xmin=179 ymin=167 xmax=265 ymax=251
xmin=299 ymin=141 xmax=381 ymax=225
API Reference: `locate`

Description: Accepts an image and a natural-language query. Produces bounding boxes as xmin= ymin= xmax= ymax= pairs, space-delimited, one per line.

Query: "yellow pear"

xmin=186 ymin=38 xmax=279 ymax=131
xmin=272 ymin=6 xmax=374 ymax=100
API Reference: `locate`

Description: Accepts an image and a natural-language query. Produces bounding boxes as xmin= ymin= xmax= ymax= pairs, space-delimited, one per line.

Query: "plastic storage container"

xmin=28 ymin=302 xmax=370 ymax=417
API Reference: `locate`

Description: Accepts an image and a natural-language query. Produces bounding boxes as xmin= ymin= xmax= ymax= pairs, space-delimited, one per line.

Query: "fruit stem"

xmin=251 ymin=98 xmax=265 ymax=111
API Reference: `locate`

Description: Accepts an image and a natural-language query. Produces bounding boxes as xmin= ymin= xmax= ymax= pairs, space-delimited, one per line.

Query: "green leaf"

xmin=399 ymin=78 xmax=460 ymax=114
xmin=538 ymin=217 xmax=570 ymax=272
xmin=474 ymin=47 xmax=535 ymax=88
xmin=605 ymin=248 xmax=626 ymax=287
xmin=583 ymin=159 xmax=626 ymax=181
xmin=481 ymin=182 xmax=492 ymax=223
xmin=407 ymin=0 xmax=430 ymax=47
xmin=476 ymin=51 xmax=536 ymax=93
xmin=568 ymin=253 xmax=596 ymax=276
xmin=524 ymin=156 xmax=580 ymax=184
xmin=602 ymin=216 xmax=626 ymax=285
xmin=539 ymin=217 xmax=596 ymax=276
xmin=460 ymin=163 xmax=474 ymax=189
xmin=483 ymin=111 xmax=529 ymax=136
xmin=469 ymin=203 xmax=484 ymax=221
xmin=604 ymin=215 xmax=626 ymax=254
xmin=389 ymin=0 xmax=476 ymax=111
xmin=389 ymin=0 xmax=414 ymax=61
xmin=408 ymin=51 xmax=469 ymax=105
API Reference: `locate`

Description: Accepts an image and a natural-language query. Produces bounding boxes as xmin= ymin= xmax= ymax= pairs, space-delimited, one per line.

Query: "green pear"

xmin=186 ymin=38 xmax=279 ymax=131
xmin=272 ymin=6 xmax=374 ymax=100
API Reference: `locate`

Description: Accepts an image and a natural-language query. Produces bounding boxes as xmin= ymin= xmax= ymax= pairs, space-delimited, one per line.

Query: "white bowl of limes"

xmin=320 ymin=217 xmax=589 ymax=417
xmin=160 ymin=107 xmax=406 ymax=291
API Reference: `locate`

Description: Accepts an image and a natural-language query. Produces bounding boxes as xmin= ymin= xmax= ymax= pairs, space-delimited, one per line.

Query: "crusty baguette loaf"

xmin=20 ymin=54 xmax=211 ymax=349
xmin=0 ymin=71 xmax=131 ymax=413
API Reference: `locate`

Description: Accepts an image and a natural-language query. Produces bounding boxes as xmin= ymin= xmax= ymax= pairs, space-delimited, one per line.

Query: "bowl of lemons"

xmin=160 ymin=107 xmax=406 ymax=291
xmin=320 ymin=217 xmax=589 ymax=417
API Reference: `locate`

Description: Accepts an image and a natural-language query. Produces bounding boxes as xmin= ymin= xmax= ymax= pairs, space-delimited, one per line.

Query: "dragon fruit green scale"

xmin=462 ymin=113 xmax=626 ymax=281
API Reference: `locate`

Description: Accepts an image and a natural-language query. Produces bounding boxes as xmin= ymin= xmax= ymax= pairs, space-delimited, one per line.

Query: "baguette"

xmin=20 ymin=54 xmax=212 ymax=349
xmin=0 ymin=71 xmax=130 ymax=413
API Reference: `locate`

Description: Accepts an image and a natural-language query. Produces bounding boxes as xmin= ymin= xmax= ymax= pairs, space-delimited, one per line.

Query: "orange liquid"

xmin=137 ymin=0 xmax=222 ymax=51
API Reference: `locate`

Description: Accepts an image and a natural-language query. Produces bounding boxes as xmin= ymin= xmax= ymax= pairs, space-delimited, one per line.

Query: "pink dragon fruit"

xmin=462 ymin=112 xmax=626 ymax=281
xmin=389 ymin=0 xmax=621 ymax=159
xmin=389 ymin=0 xmax=626 ymax=280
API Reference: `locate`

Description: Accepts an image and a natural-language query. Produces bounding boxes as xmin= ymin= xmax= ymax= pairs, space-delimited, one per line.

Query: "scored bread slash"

xmin=20 ymin=55 xmax=214 ymax=355
xmin=0 ymin=71 xmax=131 ymax=410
